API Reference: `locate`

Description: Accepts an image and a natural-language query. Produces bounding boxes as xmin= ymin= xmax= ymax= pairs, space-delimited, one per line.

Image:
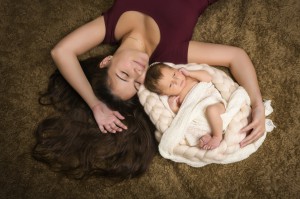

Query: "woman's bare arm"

xmin=51 ymin=16 xmax=105 ymax=108
xmin=188 ymin=41 xmax=265 ymax=147
xmin=51 ymin=16 xmax=127 ymax=133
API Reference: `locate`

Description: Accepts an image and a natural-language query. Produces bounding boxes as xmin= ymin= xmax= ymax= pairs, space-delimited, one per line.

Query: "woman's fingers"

xmin=100 ymin=119 xmax=127 ymax=133
xmin=114 ymin=120 xmax=127 ymax=131
xmin=109 ymin=122 xmax=122 ymax=132
xmin=104 ymin=124 xmax=116 ymax=133
xmin=99 ymin=125 xmax=107 ymax=133
xmin=241 ymin=122 xmax=254 ymax=133
xmin=93 ymin=108 xmax=127 ymax=133
xmin=113 ymin=111 xmax=125 ymax=120
xmin=240 ymin=122 xmax=264 ymax=148
xmin=240 ymin=129 xmax=260 ymax=148
xmin=113 ymin=112 xmax=127 ymax=130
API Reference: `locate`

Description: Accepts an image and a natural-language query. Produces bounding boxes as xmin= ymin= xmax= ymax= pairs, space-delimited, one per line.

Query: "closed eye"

xmin=169 ymin=72 xmax=175 ymax=87
xmin=116 ymin=71 xmax=129 ymax=82
xmin=122 ymin=71 xmax=129 ymax=77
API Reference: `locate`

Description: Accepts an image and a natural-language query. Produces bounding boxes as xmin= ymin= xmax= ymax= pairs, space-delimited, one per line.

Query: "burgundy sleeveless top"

xmin=102 ymin=0 xmax=210 ymax=64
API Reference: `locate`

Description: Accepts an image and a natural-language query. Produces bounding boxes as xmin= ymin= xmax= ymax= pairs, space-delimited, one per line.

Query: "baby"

xmin=144 ymin=63 xmax=226 ymax=150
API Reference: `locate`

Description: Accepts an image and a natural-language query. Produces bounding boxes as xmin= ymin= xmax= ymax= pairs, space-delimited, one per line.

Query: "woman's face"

xmin=106 ymin=49 xmax=149 ymax=100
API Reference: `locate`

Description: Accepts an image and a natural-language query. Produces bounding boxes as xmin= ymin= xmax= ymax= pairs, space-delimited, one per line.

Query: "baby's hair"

xmin=144 ymin=63 xmax=170 ymax=94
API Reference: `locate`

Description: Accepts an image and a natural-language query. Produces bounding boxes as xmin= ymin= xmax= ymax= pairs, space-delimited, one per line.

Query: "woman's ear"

xmin=99 ymin=55 xmax=113 ymax=68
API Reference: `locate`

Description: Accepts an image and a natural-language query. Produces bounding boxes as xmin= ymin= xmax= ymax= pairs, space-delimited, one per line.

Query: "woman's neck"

xmin=115 ymin=11 xmax=160 ymax=58
xmin=127 ymin=36 xmax=147 ymax=51
xmin=120 ymin=33 xmax=149 ymax=55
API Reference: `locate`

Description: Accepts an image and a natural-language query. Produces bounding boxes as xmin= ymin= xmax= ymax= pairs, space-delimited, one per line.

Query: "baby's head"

xmin=144 ymin=63 xmax=186 ymax=96
xmin=144 ymin=63 xmax=168 ymax=94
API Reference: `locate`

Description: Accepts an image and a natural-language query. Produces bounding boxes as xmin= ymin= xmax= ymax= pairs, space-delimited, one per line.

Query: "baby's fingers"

xmin=179 ymin=68 xmax=189 ymax=75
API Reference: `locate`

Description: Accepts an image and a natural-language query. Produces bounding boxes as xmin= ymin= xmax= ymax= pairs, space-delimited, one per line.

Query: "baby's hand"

xmin=168 ymin=96 xmax=180 ymax=113
xmin=179 ymin=68 xmax=212 ymax=82
xmin=179 ymin=68 xmax=190 ymax=77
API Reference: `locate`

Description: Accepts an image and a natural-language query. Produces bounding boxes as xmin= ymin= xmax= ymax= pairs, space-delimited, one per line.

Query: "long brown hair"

xmin=33 ymin=56 xmax=157 ymax=179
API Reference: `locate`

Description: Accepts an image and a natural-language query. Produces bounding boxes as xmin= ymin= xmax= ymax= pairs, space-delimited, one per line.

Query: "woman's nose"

xmin=134 ymin=67 xmax=142 ymax=76
xmin=136 ymin=72 xmax=145 ymax=84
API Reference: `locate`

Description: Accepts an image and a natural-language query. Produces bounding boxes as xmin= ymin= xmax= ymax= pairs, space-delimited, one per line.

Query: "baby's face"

xmin=158 ymin=67 xmax=186 ymax=96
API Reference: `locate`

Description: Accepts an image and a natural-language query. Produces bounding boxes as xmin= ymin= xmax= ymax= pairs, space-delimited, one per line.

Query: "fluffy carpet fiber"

xmin=1 ymin=0 xmax=299 ymax=198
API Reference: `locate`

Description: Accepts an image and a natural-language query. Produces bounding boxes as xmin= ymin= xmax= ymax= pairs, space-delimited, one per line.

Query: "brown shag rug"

xmin=1 ymin=0 xmax=299 ymax=198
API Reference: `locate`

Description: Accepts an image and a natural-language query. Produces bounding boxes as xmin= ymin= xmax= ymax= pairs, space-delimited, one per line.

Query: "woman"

xmin=34 ymin=0 xmax=265 ymax=178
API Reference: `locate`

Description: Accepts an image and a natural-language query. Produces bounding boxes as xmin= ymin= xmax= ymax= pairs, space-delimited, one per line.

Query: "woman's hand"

xmin=240 ymin=104 xmax=266 ymax=148
xmin=92 ymin=102 xmax=127 ymax=133
xmin=188 ymin=42 xmax=266 ymax=147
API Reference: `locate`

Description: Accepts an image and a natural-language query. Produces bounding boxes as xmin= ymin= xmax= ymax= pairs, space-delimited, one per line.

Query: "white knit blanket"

xmin=138 ymin=63 xmax=275 ymax=167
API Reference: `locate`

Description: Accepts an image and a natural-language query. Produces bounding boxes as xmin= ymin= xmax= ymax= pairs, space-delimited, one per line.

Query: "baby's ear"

xmin=99 ymin=55 xmax=113 ymax=68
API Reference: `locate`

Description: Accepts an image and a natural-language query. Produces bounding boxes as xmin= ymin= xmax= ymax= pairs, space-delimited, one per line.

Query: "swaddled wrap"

xmin=138 ymin=63 xmax=275 ymax=167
